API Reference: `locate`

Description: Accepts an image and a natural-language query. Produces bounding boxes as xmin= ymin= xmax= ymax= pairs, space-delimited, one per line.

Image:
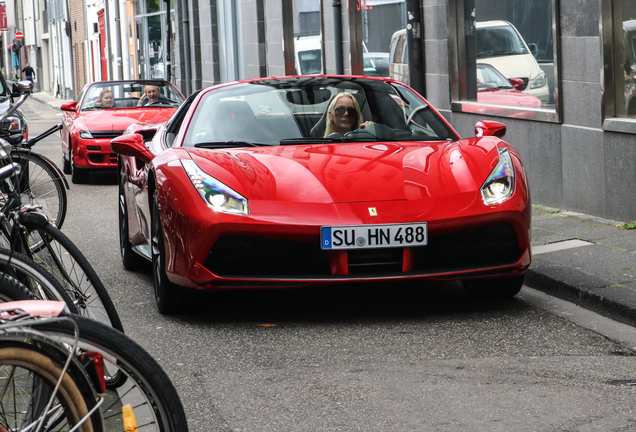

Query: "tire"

xmin=0 ymin=344 xmax=103 ymax=432
xmin=0 ymin=247 xmax=79 ymax=313
xmin=36 ymin=314 xmax=189 ymax=432
xmin=20 ymin=217 xmax=124 ymax=332
xmin=119 ymin=169 xmax=147 ymax=270
xmin=62 ymin=148 xmax=72 ymax=175
xmin=462 ymin=274 xmax=525 ymax=298
xmin=152 ymin=191 xmax=185 ymax=314
xmin=10 ymin=150 xmax=68 ymax=229
xmin=0 ymin=271 xmax=37 ymax=301
xmin=70 ymin=144 xmax=89 ymax=184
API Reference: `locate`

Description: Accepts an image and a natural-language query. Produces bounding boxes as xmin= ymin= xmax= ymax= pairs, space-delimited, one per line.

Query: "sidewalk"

xmin=22 ymin=89 xmax=636 ymax=327
xmin=527 ymin=205 xmax=636 ymax=327
xmin=28 ymin=89 xmax=71 ymax=110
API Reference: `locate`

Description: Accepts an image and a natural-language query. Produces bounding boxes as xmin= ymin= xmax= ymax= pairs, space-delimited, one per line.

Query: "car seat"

xmin=209 ymin=100 xmax=277 ymax=143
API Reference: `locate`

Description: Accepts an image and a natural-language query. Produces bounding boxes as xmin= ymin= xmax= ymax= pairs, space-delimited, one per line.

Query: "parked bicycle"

xmin=0 ymin=81 xmax=69 ymax=229
xmin=0 ymin=147 xmax=123 ymax=331
xmin=0 ymin=299 xmax=188 ymax=431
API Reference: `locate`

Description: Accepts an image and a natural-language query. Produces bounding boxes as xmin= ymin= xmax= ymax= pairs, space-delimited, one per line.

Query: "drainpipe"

xmin=181 ymin=0 xmax=191 ymax=94
xmin=406 ymin=0 xmax=424 ymax=96
xmin=333 ymin=0 xmax=343 ymax=74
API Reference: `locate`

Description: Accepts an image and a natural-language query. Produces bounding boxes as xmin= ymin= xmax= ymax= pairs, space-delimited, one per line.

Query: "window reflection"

xmin=450 ymin=0 xmax=559 ymax=119
xmin=471 ymin=0 xmax=555 ymax=109
xmin=619 ymin=3 xmax=636 ymax=117
xmin=474 ymin=20 xmax=549 ymax=105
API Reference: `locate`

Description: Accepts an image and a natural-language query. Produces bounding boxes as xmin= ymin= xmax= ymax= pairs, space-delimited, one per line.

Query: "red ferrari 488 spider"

xmin=112 ymin=76 xmax=531 ymax=313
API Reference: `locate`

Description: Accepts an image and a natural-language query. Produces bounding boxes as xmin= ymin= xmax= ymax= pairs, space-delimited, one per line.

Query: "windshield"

xmin=184 ymin=77 xmax=458 ymax=147
xmin=80 ymin=81 xmax=184 ymax=110
xmin=476 ymin=25 xmax=528 ymax=58
xmin=477 ymin=64 xmax=513 ymax=90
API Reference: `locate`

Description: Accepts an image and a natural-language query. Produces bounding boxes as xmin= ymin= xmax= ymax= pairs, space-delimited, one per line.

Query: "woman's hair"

xmin=323 ymin=93 xmax=363 ymax=137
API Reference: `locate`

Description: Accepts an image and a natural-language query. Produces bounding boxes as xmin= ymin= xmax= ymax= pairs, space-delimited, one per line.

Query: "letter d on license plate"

xmin=321 ymin=223 xmax=427 ymax=250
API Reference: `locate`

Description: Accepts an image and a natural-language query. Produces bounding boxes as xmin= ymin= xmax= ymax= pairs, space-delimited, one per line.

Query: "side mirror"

xmin=509 ymin=78 xmax=525 ymax=90
xmin=527 ymin=43 xmax=538 ymax=58
xmin=111 ymin=133 xmax=155 ymax=164
xmin=11 ymin=81 xmax=33 ymax=97
xmin=475 ymin=120 xmax=506 ymax=138
xmin=60 ymin=101 xmax=78 ymax=112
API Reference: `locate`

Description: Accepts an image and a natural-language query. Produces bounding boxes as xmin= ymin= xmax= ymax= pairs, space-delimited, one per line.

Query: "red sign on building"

xmin=0 ymin=2 xmax=7 ymax=32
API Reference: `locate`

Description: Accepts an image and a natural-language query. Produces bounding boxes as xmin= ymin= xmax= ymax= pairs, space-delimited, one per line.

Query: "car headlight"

xmin=181 ymin=159 xmax=249 ymax=215
xmin=530 ymin=71 xmax=546 ymax=89
xmin=79 ymin=131 xmax=94 ymax=139
xmin=480 ymin=148 xmax=515 ymax=205
xmin=2 ymin=116 xmax=22 ymax=132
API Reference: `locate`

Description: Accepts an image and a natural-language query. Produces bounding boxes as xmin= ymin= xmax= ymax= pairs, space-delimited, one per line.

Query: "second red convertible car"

xmin=60 ymin=80 xmax=184 ymax=183
xmin=112 ymin=75 xmax=531 ymax=313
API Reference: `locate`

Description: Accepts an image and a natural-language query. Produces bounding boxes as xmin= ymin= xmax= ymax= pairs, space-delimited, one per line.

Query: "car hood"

xmin=76 ymin=108 xmax=176 ymax=131
xmin=478 ymin=88 xmax=543 ymax=107
xmin=185 ymin=139 xmax=502 ymax=203
xmin=477 ymin=54 xmax=540 ymax=80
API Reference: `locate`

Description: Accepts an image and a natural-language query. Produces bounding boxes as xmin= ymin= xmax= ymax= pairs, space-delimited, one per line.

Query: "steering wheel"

xmin=406 ymin=105 xmax=429 ymax=125
xmin=147 ymin=100 xmax=163 ymax=106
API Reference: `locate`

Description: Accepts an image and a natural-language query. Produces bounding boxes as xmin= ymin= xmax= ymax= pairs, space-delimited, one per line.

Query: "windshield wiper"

xmin=193 ymin=141 xmax=267 ymax=148
xmin=477 ymin=50 xmax=516 ymax=57
xmin=279 ymin=137 xmax=343 ymax=145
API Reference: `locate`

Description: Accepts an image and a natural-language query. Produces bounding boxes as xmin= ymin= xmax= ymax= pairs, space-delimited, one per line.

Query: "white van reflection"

xmin=475 ymin=20 xmax=549 ymax=104
xmin=295 ymin=36 xmax=390 ymax=77
xmin=389 ymin=22 xmax=550 ymax=105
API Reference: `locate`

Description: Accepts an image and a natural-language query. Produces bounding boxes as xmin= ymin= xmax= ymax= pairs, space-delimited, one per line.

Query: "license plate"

xmin=321 ymin=223 xmax=428 ymax=250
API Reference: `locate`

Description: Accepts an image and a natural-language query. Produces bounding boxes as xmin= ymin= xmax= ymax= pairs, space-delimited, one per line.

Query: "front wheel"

xmin=119 ymin=171 xmax=147 ymax=270
xmin=70 ymin=144 xmax=89 ymax=184
xmin=151 ymin=191 xmax=185 ymax=314
xmin=462 ymin=274 xmax=525 ymax=298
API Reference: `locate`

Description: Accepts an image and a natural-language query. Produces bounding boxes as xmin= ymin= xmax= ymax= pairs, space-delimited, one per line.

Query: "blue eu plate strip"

xmin=321 ymin=227 xmax=332 ymax=249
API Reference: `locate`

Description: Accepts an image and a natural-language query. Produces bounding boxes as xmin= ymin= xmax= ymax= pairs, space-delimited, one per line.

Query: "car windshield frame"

xmin=182 ymin=77 xmax=459 ymax=147
xmin=79 ymin=80 xmax=184 ymax=111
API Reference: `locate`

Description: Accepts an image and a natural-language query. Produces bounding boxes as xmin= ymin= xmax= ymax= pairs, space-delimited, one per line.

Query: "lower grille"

xmin=206 ymin=223 xmax=521 ymax=278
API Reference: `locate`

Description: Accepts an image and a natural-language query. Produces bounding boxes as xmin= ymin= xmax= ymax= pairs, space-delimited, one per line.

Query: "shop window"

xmin=448 ymin=0 xmax=561 ymax=122
xmin=602 ymin=0 xmax=636 ymax=132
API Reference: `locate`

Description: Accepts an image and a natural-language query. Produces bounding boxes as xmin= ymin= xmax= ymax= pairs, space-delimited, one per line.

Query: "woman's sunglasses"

xmin=333 ymin=106 xmax=358 ymax=117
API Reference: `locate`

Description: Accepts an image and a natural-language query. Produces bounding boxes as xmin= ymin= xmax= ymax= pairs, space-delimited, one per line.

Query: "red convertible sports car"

xmin=112 ymin=75 xmax=531 ymax=314
xmin=60 ymin=80 xmax=184 ymax=183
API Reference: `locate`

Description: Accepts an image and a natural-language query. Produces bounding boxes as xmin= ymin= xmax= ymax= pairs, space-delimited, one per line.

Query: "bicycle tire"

xmin=10 ymin=149 xmax=68 ymax=229
xmin=0 ymin=271 xmax=37 ymax=302
xmin=35 ymin=314 xmax=189 ymax=432
xmin=0 ymin=344 xmax=101 ymax=432
xmin=19 ymin=216 xmax=123 ymax=332
xmin=0 ymin=247 xmax=78 ymax=313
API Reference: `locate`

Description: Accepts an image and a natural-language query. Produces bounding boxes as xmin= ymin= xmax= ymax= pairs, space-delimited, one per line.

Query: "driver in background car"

xmin=137 ymin=85 xmax=162 ymax=106
xmin=323 ymin=93 xmax=374 ymax=137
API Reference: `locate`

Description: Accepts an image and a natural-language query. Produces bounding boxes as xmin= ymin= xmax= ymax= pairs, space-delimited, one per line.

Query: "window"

xmin=602 ymin=0 xmax=636 ymax=132
xmin=448 ymin=0 xmax=561 ymax=122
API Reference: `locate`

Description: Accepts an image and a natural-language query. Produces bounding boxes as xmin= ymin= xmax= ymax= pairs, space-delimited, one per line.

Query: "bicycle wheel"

xmin=35 ymin=314 xmax=188 ymax=431
xmin=0 ymin=247 xmax=78 ymax=313
xmin=10 ymin=149 xmax=68 ymax=229
xmin=0 ymin=344 xmax=101 ymax=432
xmin=19 ymin=216 xmax=123 ymax=332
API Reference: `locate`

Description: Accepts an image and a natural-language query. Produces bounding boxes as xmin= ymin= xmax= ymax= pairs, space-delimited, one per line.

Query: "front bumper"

xmin=75 ymin=137 xmax=119 ymax=169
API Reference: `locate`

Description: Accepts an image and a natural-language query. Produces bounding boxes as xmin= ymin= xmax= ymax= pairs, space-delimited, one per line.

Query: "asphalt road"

xmin=22 ymin=97 xmax=636 ymax=431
